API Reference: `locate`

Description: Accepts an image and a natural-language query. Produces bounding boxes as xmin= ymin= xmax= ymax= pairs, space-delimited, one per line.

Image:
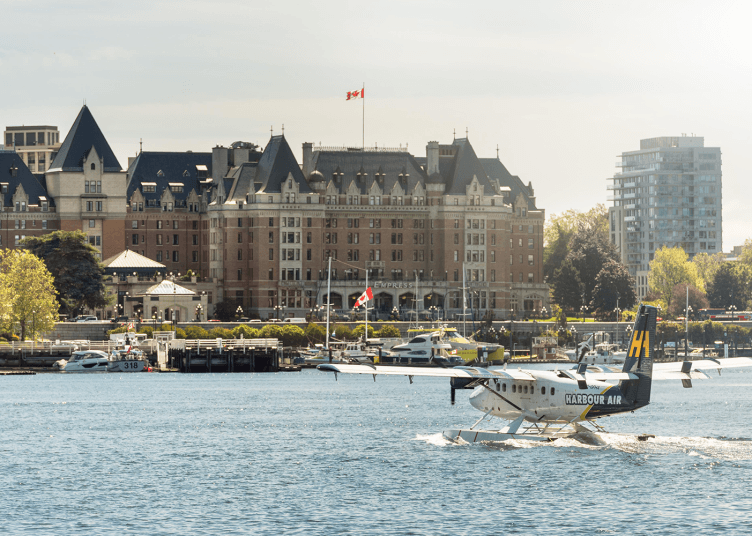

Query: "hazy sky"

xmin=2 ymin=1 xmax=749 ymax=249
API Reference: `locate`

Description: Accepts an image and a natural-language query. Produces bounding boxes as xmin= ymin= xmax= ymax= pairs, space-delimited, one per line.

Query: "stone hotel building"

xmin=2 ymin=105 xmax=549 ymax=320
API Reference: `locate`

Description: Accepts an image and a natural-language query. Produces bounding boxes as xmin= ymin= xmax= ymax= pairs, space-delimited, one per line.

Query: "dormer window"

xmin=288 ymin=180 xmax=292 ymax=189
xmin=91 ymin=163 xmax=96 ymax=171
xmin=1 ymin=183 xmax=7 ymax=194
xmin=196 ymin=165 xmax=208 ymax=180
xmin=10 ymin=166 xmax=17 ymax=177
xmin=183 ymin=170 xmax=189 ymax=177
xmin=169 ymin=183 xmax=184 ymax=193
xmin=157 ymin=170 xmax=164 ymax=177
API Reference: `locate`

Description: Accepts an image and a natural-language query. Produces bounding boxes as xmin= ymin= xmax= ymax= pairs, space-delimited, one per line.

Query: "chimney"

xmin=426 ymin=141 xmax=439 ymax=175
xmin=212 ymin=146 xmax=228 ymax=182
xmin=302 ymin=142 xmax=313 ymax=177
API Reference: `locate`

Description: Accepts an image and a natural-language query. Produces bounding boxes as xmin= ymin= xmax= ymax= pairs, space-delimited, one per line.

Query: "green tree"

xmin=667 ymin=284 xmax=708 ymax=319
xmin=212 ymin=300 xmax=236 ymax=321
xmin=692 ymin=252 xmax=726 ymax=289
xmin=0 ymin=250 xmax=59 ymax=340
xmin=738 ymin=238 xmax=752 ymax=267
xmin=377 ymin=324 xmax=401 ymax=338
xmin=208 ymin=327 xmax=234 ymax=339
xmin=552 ymin=258 xmax=583 ymax=313
xmin=304 ymin=323 xmax=326 ymax=344
xmin=184 ymin=325 xmax=209 ymax=339
xmin=334 ymin=325 xmax=353 ymax=340
xmin=649 ymin=247 xmax=703 ymax=311
xmin=21 ymin=231 xmax=109 ymax=316
xmin=591 ymin=259 xmax=636 ymax=314
xmin=544 ymin=205 xmax=608 ymax=291
xmin=259 ymin=324 xmax=283 ymax=340
xmin=351 ymin=324 xmax=375 ymax=340
xmin=280 ymin=325 xmax=306 ymax=346
xmin=706 ymin=263 xmax=751 ymax=309
xmin=232 ymin=325 xmax=259 ymax=339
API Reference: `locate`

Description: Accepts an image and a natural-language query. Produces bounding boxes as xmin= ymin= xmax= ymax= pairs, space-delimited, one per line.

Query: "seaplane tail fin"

xmin=619 ymin=304 xmax=658 ymax=408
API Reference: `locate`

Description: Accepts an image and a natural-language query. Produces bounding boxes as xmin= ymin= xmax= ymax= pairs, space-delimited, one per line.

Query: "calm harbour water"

xmin=2 ymin=366 xmax=752 ymax=535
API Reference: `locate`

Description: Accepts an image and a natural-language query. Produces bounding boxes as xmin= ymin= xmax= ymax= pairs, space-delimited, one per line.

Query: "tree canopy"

xmin=648 ymin=246 xmax=703 ymax=311
xmin=548 ymin=206 xmax=633 ymax=314
xmin=0 ymin=250 xmax=59 ymax=340
xmin=544 ymin=204 xmax=608 ymax=285
xmin=691 ymin=252 xmax=726 ymax=290
xmin=21 ymin=231 xmax=109 ymax=316
xmin=706 ymin=263 xmax=751 ymax=309
xmin=667 ymin=283 xmax=709 ymax=319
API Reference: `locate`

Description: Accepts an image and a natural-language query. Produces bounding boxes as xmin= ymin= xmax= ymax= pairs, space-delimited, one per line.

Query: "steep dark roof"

xmin=0 ymin=152 xmax=53 ymax=208
xmin=49 ymin=106 xmax=122 ymax=172
xmin=255 ymin=135 xmax=312 ymax=194
xmin=311 ymin=150 xmax=428 ymax=194
xmin=126 ymin=152 xmax=212 ymax=202
xmin=479 ymin=158 xmax=537 ymax=210
xmin=226 ymin=162 xmax=259 ymax=201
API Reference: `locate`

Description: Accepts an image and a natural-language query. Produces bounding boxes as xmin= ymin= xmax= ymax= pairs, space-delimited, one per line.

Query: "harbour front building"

xmin=608 ymin=136 xmax=722 ymax=299
xmin=2 ymin=105 xmax=549 ymax=321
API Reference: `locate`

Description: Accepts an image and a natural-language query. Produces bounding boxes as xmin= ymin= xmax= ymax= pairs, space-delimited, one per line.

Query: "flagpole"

xmin=365 ymin=267 xmax=368 ymax=343
xmin=362 ymin=82 xmax=365 ymax=151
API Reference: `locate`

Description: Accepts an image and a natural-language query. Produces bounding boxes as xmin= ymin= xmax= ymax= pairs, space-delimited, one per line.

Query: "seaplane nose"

xmin=469 ymin=387 xmax=485 ymax=410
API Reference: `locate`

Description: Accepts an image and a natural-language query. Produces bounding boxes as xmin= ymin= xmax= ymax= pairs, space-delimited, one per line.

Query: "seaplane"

xmin=318 ymin=304 xmax=752 ymax=443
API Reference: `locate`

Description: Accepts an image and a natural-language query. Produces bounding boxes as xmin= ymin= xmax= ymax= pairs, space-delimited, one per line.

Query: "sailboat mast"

xmin=326 ymin=256 xmax=332 ymax=349
xmin=364 ymin=267 xmax=368 ymax=343
xmin=462 ymin=262 xmax=467 ymax=338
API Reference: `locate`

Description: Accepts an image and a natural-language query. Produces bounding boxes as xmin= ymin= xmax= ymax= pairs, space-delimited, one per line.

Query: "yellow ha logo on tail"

xmin=628 ymin=330 xmax=650 ymax=359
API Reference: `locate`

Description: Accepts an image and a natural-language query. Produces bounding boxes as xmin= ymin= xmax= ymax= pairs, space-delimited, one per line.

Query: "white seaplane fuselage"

xmin=466 ymin=369 xmax=624 ymax=423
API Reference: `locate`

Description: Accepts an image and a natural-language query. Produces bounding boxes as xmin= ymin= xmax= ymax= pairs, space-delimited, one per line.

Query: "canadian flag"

xmin=346 ymin=88 xmax=364 ymax=100
xmin=353 ymin=287 xmax=373 ymax=308
xmin=127 ymin=322 xmax=134 ymax=331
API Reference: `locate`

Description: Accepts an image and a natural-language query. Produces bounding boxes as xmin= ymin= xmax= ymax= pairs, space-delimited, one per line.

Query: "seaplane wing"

xmin=317 ymin=364 xmax=535 ymax=380
xmin=653 ymin=357 xmax=752 ymax=382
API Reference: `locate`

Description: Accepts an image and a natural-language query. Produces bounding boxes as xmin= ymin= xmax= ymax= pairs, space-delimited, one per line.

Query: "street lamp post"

xmin=236 ymin=306 xmax=243 ymax=321
xmin=196 ymin=304 xmax=203 ymax=322
xmin=614 ymin=301 xmax=621 ymax=347
xmin=580 ymin=305 xmax=587 ymax=323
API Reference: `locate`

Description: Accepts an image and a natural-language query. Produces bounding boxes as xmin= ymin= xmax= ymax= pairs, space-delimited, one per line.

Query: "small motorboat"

xmin=108 ymin=349 xmax=150 ymax=372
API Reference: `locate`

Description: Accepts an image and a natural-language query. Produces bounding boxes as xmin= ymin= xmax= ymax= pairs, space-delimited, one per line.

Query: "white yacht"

xmin=53 ymin=350 xmax=110 ymax=372
xmin=382 ymin=331 xmax=462 ymax=366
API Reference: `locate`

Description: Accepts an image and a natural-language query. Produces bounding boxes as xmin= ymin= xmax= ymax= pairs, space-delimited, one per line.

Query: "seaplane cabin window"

xmin=551 ymin=387 xmax=555 ymax=395
xmin=512 ymin=384 xmax=516 ymax=393
xmin=502 ymin=383 xmax=506 ymax=392
xmin=541 ymin=387 xmax=546 ymax=395
xmin=523 ymin=385 xmax=528 ymax=394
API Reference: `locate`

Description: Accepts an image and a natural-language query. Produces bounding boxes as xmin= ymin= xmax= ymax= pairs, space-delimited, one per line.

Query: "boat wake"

xmin=414 ymin=431 xmax=752 ymax=460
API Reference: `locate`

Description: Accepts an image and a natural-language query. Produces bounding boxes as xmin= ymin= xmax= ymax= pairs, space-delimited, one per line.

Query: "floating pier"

xmin=167 ymin=338 xmax=282 ymax=373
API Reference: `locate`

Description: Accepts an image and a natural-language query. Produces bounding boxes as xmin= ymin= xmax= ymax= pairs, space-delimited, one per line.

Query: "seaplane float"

xmin=318 ymin=304 xmax=752 ymax=443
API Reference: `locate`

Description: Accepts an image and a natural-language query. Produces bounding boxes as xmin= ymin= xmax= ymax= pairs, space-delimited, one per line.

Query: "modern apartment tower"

xmin=608 ymin=136 xmax=722 ymax=298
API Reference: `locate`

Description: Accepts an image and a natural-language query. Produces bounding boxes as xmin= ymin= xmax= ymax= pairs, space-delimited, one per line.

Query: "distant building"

xmin=608 ymin=136 xmax=722 ymax=298
xmin=3 ymin=125 xmax=61 ymax=173
xmin=2 ymin=105 xmax=549 ymax=321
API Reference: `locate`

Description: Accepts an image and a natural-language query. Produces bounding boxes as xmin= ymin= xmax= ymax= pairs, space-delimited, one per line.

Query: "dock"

xmin=167 ymin=338 xmax=283 ymax=373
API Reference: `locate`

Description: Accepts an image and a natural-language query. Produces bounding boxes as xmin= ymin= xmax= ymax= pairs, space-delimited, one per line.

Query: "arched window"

xmin=91 ymin=163 xmax=96 ymax=170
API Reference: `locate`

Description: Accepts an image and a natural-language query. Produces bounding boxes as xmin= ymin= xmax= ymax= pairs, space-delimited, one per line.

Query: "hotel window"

xmin=173 ymin=251 xmax=179 ymax=262
xmin=86 ymin=201 xmax=93 ymax=211
xmin=528 ymin=273 xmax=534 ymax=283
xmin=528 ymin=238 xmax=534 ymax=249
xmin=132 ymin=234 xmax=138 ymax=245
xmin=96 ymin=201 xmax=103 ymax=211
xmin=42 ymin=220 xmax=47 ymax=229
xmin=89 ymin=219 xmax=95 ymax=228
xmin=491 ymin=251 xmax=495 ymax=262
xmin=528 ymin=255 xmax=534 ymax=265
